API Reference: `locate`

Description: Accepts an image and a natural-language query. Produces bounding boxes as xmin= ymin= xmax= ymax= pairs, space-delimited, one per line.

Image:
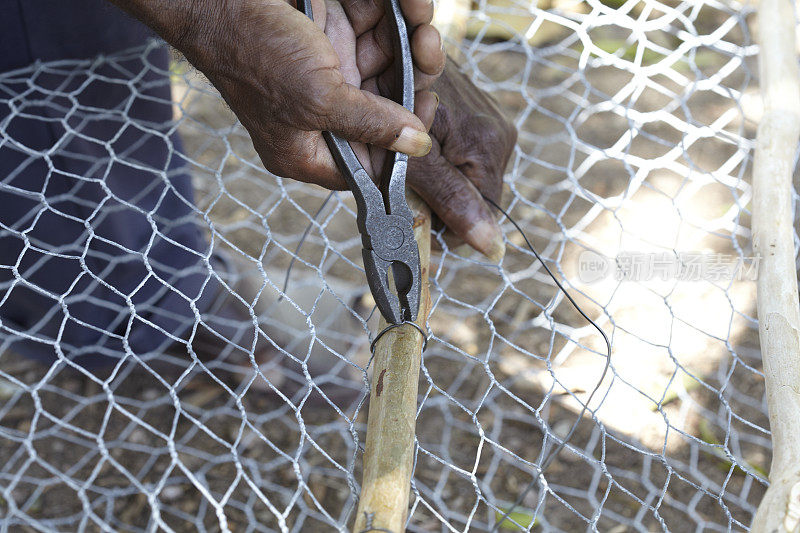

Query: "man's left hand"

xmin=409 ymin=59 xmax=517 ymax=262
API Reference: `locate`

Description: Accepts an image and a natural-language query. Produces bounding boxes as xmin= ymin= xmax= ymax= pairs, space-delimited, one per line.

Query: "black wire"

xmin=278 ymin=192 xmax=334 ymax=301
xmin=291 ymin=5 xmax=607 ymax=520
xmin=277 ymin=190 xmax=611 ymax=529
xmin=482 ymin=196 xmax=612 ymax=532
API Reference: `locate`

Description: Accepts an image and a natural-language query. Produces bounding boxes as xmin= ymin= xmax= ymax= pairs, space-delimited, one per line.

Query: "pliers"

xmin=297 ymin=0 xmax=421 ymax=325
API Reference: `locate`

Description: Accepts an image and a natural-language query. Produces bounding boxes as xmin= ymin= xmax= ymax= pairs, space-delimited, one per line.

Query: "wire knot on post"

xmin=358 ymin=512 xmax=396 ymax=533
xmin=369 ymin=321 xmax=429 ymax=354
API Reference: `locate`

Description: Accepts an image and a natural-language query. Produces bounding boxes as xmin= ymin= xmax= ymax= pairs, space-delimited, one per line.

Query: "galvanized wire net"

xmin=0 ymin=0 xmax=774 ymax=530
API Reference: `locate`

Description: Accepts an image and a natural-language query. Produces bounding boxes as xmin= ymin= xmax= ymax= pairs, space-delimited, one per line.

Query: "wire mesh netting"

xmin=0 ymin=0 xmax=775 ymax=530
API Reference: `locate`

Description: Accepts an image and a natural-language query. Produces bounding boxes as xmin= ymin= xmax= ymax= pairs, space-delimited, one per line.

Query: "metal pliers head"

xmin=297 ymin=0 xmax=421 ymax=324
xmin=325 ymin=137 xmax=421 ymax=325
xmin=360 ymin=160 xmax=421 ymax=324
xmin=362 ymin=226 xmax=421 ymax=324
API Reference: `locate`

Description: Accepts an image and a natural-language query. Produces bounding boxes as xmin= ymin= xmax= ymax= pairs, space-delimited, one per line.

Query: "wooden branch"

xmin=750 ymin=0 xmax=800 ymax=530
xmin=352 ymin=191 xmax=431 ymax=533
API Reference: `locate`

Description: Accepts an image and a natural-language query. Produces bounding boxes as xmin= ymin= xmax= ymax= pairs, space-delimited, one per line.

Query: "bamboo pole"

xmin=750 ymin=0 xmax=800 ymax=530
xmin=352 ymin=191 xmax=431 ymax=533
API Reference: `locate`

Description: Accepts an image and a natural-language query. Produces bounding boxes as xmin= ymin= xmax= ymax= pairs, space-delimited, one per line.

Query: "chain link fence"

xmin=0 ymin=0 xmax=777 ymax=530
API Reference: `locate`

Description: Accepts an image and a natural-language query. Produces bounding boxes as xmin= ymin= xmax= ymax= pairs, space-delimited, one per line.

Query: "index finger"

xmin=408 ymin=140 xmax=505 ymax=262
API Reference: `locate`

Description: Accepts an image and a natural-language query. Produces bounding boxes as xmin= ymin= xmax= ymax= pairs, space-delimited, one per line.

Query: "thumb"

xmin=318 ymin=82 xmax=432 ymax=157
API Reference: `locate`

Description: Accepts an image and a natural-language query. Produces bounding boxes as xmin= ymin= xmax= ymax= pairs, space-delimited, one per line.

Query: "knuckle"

xmin=429 ymin=184 xmax=463 ymax=220
xmin=300 ymin=73 xmax=343 ymax=125
xmin=469 ymin=114 xmax=502 ymax=141
xmin=431 ymin=168 xmax=466 ymax=210
xmin=439 ymin=181 xmax=463 ymax=207
xmin=468 ymin=113 xmax=517 ymax=157
xmin=306 ymin=89 xmax=335 ymax=121
xmin=407 ymin=143 xmax=442 ymax=177
xmin=430 ymin=103 xmax=452 ymax=140
xmin=350 ymin=106 xmax=380 ymax=141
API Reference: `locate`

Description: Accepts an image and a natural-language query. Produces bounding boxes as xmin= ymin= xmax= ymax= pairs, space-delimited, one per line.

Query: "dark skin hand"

xmin=109 ymin=0 xmax=444 ymax=189
xmin=320 ymin=6 xmax=517 ymax=260
xmin=410 ymin=58 xmax=517 ymax=261
xmin=109 ymin=0 xmax=515 ymax=260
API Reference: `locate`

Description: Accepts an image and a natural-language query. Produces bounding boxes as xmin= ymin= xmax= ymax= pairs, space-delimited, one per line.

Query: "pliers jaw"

xmin=362 ymin=218 xmax=421 ymax=324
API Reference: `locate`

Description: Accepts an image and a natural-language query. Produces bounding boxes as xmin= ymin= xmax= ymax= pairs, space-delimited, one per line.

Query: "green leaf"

xmin=590 ymin=38 xmax=668 ymax=65
xmin=698 ymin=419 xmax=768 ymax=478
xmin=650 ymin=372 xmax=702 ymax=411
xmin=495 ymin=506 xmax=539 ymax=530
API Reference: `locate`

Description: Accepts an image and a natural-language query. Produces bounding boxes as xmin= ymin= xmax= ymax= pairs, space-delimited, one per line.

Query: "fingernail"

xmin=390 ymin=127 xmax=432 ymax=157
xmin=431 ymin=91 xmax=440 ymax=110
xmin=466 ymin=219 xmax=505 ymax=263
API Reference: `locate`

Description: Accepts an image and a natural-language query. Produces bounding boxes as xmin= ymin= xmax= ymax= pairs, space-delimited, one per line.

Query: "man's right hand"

xmin=110 ymin=0 xmax=517 ymax=263
xmin=110 ymin=0 xmax=444 ymax=189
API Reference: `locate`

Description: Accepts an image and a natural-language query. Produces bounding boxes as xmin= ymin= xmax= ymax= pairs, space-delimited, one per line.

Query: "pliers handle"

xmin=297 ymin=0 xmax=421 ymax=324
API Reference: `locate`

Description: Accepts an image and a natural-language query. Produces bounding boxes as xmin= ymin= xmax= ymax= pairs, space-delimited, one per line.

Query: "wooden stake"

xmin=750 ymin=0 xmax=800 ymax=530
xmin=352 ymin=191 xmax=431 ymax=533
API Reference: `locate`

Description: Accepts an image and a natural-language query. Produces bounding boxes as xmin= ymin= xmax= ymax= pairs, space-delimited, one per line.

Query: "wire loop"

xmin=357 ymin=512 xmax=395 ymax=533
xmin=370 ymin=320 xmax=429 ymax=354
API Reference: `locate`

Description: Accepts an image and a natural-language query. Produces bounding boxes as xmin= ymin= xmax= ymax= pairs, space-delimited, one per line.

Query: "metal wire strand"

xmin=369 ymin=320 xmax=429 ymax=354
xmin=483 ymin=196 xmax=612 ymax=531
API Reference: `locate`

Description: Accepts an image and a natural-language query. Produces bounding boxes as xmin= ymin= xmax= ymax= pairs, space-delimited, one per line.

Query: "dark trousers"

xmin=0 ymin=0 xmax=214 ymax=367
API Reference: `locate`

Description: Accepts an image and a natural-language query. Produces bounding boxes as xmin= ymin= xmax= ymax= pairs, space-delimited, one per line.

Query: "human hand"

xmin=323 ymin=0 xmax=443 ymax=178
xmin=408 ymin=57 xmax=517 ymax=262
xmin=109 ymin=0 xmax=444 ymax=189
xmin=320 ymin=10 xmax=515 ymax=261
